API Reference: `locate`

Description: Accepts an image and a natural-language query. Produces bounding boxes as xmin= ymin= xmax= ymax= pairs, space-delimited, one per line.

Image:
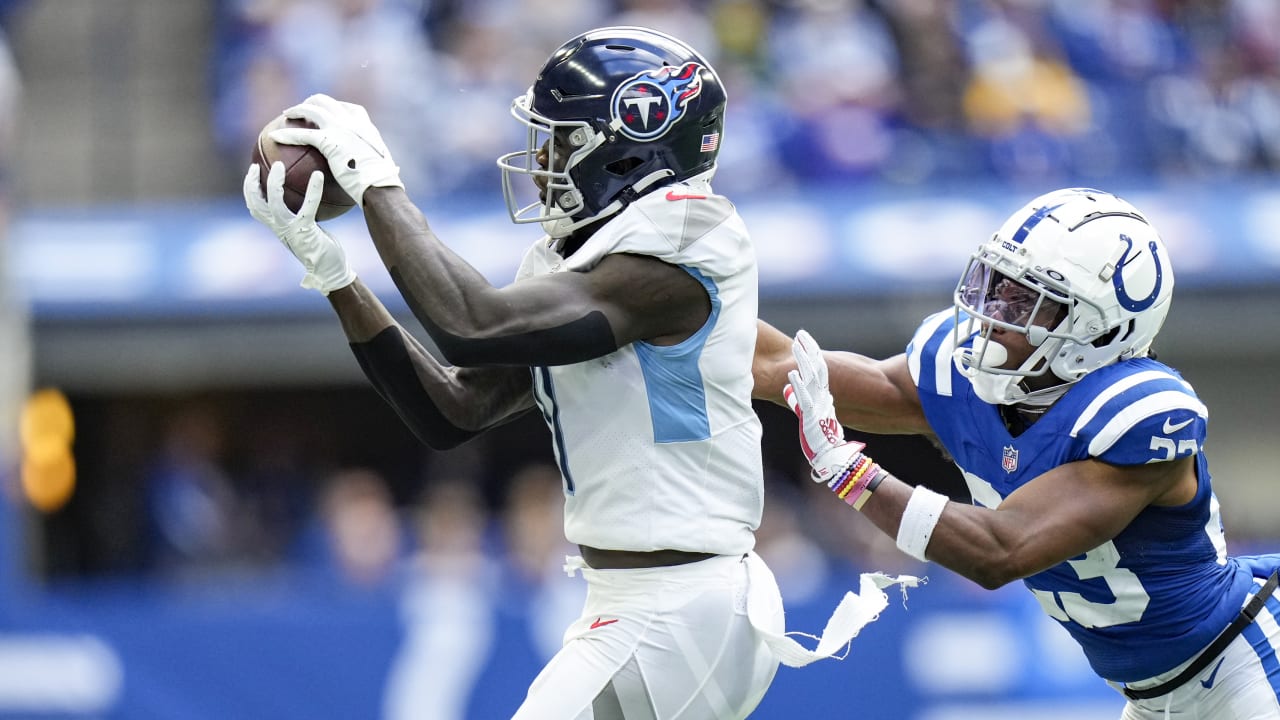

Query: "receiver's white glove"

xmin=244 ymin=161 xmax=356 ymax=295
xmin=784 ymin=330 xmax=868 ymax=483
xmin=269 ymin=94 xmax=403 ymax=206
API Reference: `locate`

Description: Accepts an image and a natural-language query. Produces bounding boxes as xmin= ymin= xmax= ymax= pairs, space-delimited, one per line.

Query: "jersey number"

xmin=533 ymin=367 xmax=575 ymax=494
xmin=1030 ymin=542 xmax=1150 ymax=628
xmin=1150 ymin=436 xmax=1198 ymax=461
xmin=965 ymin=471 xmax=1151 ymax=628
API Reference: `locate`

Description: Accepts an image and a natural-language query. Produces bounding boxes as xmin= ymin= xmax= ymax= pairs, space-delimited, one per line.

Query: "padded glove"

xmin=785 ymin=330 xmax=882 ymax=509
xmin=244 ymin=161 xmax=356 ymax=295
xmin=270 ymin=93 xmax=404 ymax=206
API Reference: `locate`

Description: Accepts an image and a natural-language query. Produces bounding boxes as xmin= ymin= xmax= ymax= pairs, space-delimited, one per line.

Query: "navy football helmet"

xmin=497 ymin=26 xmax=728 ymax=239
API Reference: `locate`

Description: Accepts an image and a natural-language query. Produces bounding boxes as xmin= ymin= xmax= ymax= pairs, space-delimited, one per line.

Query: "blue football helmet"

xmin=497 ymin=26 xmax=728 ymax=239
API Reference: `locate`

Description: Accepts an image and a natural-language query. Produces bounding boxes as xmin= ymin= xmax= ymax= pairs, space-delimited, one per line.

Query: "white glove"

xmin=785 ymin=330 xmax=882 ymax=509
xmin=269 ymin=94 xmax=403 ymax=206
xmin=244 ymin=161 xmax=356 ymax=295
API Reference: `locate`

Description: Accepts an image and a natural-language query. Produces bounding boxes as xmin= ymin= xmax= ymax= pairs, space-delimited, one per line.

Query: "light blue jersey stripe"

xmin=635 ymin=267 xmax=719 ymax=443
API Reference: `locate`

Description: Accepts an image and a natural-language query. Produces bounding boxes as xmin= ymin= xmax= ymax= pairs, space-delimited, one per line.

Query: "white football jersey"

xmin=514 ymin=173 xmax=762 ymax=555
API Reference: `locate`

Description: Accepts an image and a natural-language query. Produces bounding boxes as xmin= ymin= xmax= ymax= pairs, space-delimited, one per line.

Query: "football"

xmin=250 ymin=114 xmax=355 ymax=221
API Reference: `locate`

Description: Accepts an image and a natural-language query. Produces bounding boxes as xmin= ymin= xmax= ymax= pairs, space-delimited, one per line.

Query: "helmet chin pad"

xmin=539 ymin=168 xmax=675 ymax=239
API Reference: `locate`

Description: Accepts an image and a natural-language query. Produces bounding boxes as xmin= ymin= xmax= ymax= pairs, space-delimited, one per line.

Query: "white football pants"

xmin=511 ymin=552 xmax=783 ymax=720
xmin=1117 ymin=577 xmax=1280 ymax=719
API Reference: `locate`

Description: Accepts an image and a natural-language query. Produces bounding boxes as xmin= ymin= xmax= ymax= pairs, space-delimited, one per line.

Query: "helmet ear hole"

xmin=1092 ymin=321 xmax=1131 ymax=349
xmin=604 ymin=156 xmax=645 ymax=176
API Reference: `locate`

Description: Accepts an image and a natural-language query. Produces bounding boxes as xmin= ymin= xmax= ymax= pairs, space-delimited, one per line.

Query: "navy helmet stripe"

xmin=1010 ymin=203 xmax=1064 ymax=244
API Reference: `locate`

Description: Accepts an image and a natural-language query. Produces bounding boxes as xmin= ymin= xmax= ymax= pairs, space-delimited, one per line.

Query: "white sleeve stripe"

xmin=907 ymin=311 xmax=951 ymax=390
xmin=1070 ymin=371 xmax=1180 ymax=437
xmin=933 ymin=327 xmax=957 ymax=398
xmin=1087 ymin=390 xmax=1210 ymax=456
xmin=906 ymin=340 xmax=916 ymax=386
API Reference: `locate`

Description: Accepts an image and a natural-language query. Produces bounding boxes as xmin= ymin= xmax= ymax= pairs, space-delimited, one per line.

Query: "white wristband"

xmin=896 ymin=485 xmax=949 ymax=562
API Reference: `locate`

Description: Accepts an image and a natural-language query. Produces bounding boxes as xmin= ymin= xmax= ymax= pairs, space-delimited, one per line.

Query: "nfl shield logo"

xmin=1002 ymin=445 xmax=1019 ymax=473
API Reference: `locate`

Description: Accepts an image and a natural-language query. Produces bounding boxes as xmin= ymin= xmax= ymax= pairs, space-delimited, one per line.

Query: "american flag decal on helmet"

xmin=700 ymin=132 xmax=720 ymax=152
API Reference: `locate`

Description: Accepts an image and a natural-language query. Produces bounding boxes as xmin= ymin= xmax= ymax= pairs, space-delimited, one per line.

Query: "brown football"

xmin=250 ymin=114 xmax=354 ymax=221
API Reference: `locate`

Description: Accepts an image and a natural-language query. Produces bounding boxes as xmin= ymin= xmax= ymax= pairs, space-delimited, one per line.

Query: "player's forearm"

xmin=349 ymin=327 xmax=483 ymax=450
xmin=327 ymin=279 xmax=397 ymax=343
xmin=359 ymin=188 xmax=617 ymax=367
xmin=328 ymin=281 xmax=488 ymax=448
xmin=751 ymin=319 xmax=795 ymax=404
xmin=826 ymin=354 xmax=932 ymax=435
xmin=860 ymin=475 xmax=1036 ymax=589
xmin=347 ymin=322 xmax=541 ymax=452
xmin=360 ymin=187 xmax=503 ymax=339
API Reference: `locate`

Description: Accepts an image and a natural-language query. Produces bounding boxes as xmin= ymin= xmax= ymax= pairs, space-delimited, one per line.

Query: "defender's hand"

xmin=244 ymin=162 xmax=355 ymax=295
xmin=785 ymin=330 xmax=882 ymax=509
xmin=270 ymin=94 xmax=403 ymax=206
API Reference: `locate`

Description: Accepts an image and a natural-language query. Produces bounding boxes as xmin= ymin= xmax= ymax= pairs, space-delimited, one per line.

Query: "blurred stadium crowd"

xmin=0 ymin=2 xmax=24 ymax=486
xmin=1 ymin=0 xmax=1279 ymax=585
xmin=43 ymin=387 xmax=923 ymax=587
xmin=212 ymin=0 xmax=1280 ymax=202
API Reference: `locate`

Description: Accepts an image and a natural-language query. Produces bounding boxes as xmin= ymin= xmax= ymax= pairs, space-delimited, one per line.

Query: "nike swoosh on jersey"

xmin=1200 ymin=657 xmax=1226 ymax=689
xmin=665 ymin=190 xmax=707 ymax=201
xmin=590 ymin=618 xmax=619 ymax=629
xmin=1163 ymin=417 xmax=1195 ymax=434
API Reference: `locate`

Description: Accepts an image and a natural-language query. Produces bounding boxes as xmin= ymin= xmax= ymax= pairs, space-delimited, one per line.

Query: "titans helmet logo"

xmin=610 ymin=62 xmax=704 ymax=142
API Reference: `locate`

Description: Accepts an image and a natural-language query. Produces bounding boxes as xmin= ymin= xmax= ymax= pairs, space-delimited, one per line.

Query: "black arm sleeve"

xmin=388 ymin=266 xmax=619 ymax=367
xmin=349 ymin=327 xmax=481 ymax=450
xmin=421 ymin=310 xmax=618 ymax=367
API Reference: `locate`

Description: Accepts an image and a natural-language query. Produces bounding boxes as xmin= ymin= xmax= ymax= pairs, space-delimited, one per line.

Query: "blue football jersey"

xmin=906 ymin=310 xmax=1271 ymax=682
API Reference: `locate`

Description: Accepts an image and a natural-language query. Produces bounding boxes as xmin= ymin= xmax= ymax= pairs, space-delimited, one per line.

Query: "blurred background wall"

xmin=0 ymin=0 xmax=1278 ymax=718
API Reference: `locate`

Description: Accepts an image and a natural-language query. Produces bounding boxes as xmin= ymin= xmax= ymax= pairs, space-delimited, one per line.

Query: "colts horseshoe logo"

xmin=1113 ymin=233 xmax=1164 ymax=311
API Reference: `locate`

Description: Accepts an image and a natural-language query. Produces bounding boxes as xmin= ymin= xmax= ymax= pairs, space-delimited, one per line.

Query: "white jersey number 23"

xmin=964 ymin=471 xmax=1151 ymax=628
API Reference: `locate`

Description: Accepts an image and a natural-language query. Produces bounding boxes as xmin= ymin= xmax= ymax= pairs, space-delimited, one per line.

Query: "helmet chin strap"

xmin=543 ymin=169 xmax=676 ymax=241
xmin=966 ymin=365 xmax=1072 ymax=408
xmin=957 ymin=334 xmax=1074 ymax=406
xmin=1015 ymin=382 xmax=1071 ymax=409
